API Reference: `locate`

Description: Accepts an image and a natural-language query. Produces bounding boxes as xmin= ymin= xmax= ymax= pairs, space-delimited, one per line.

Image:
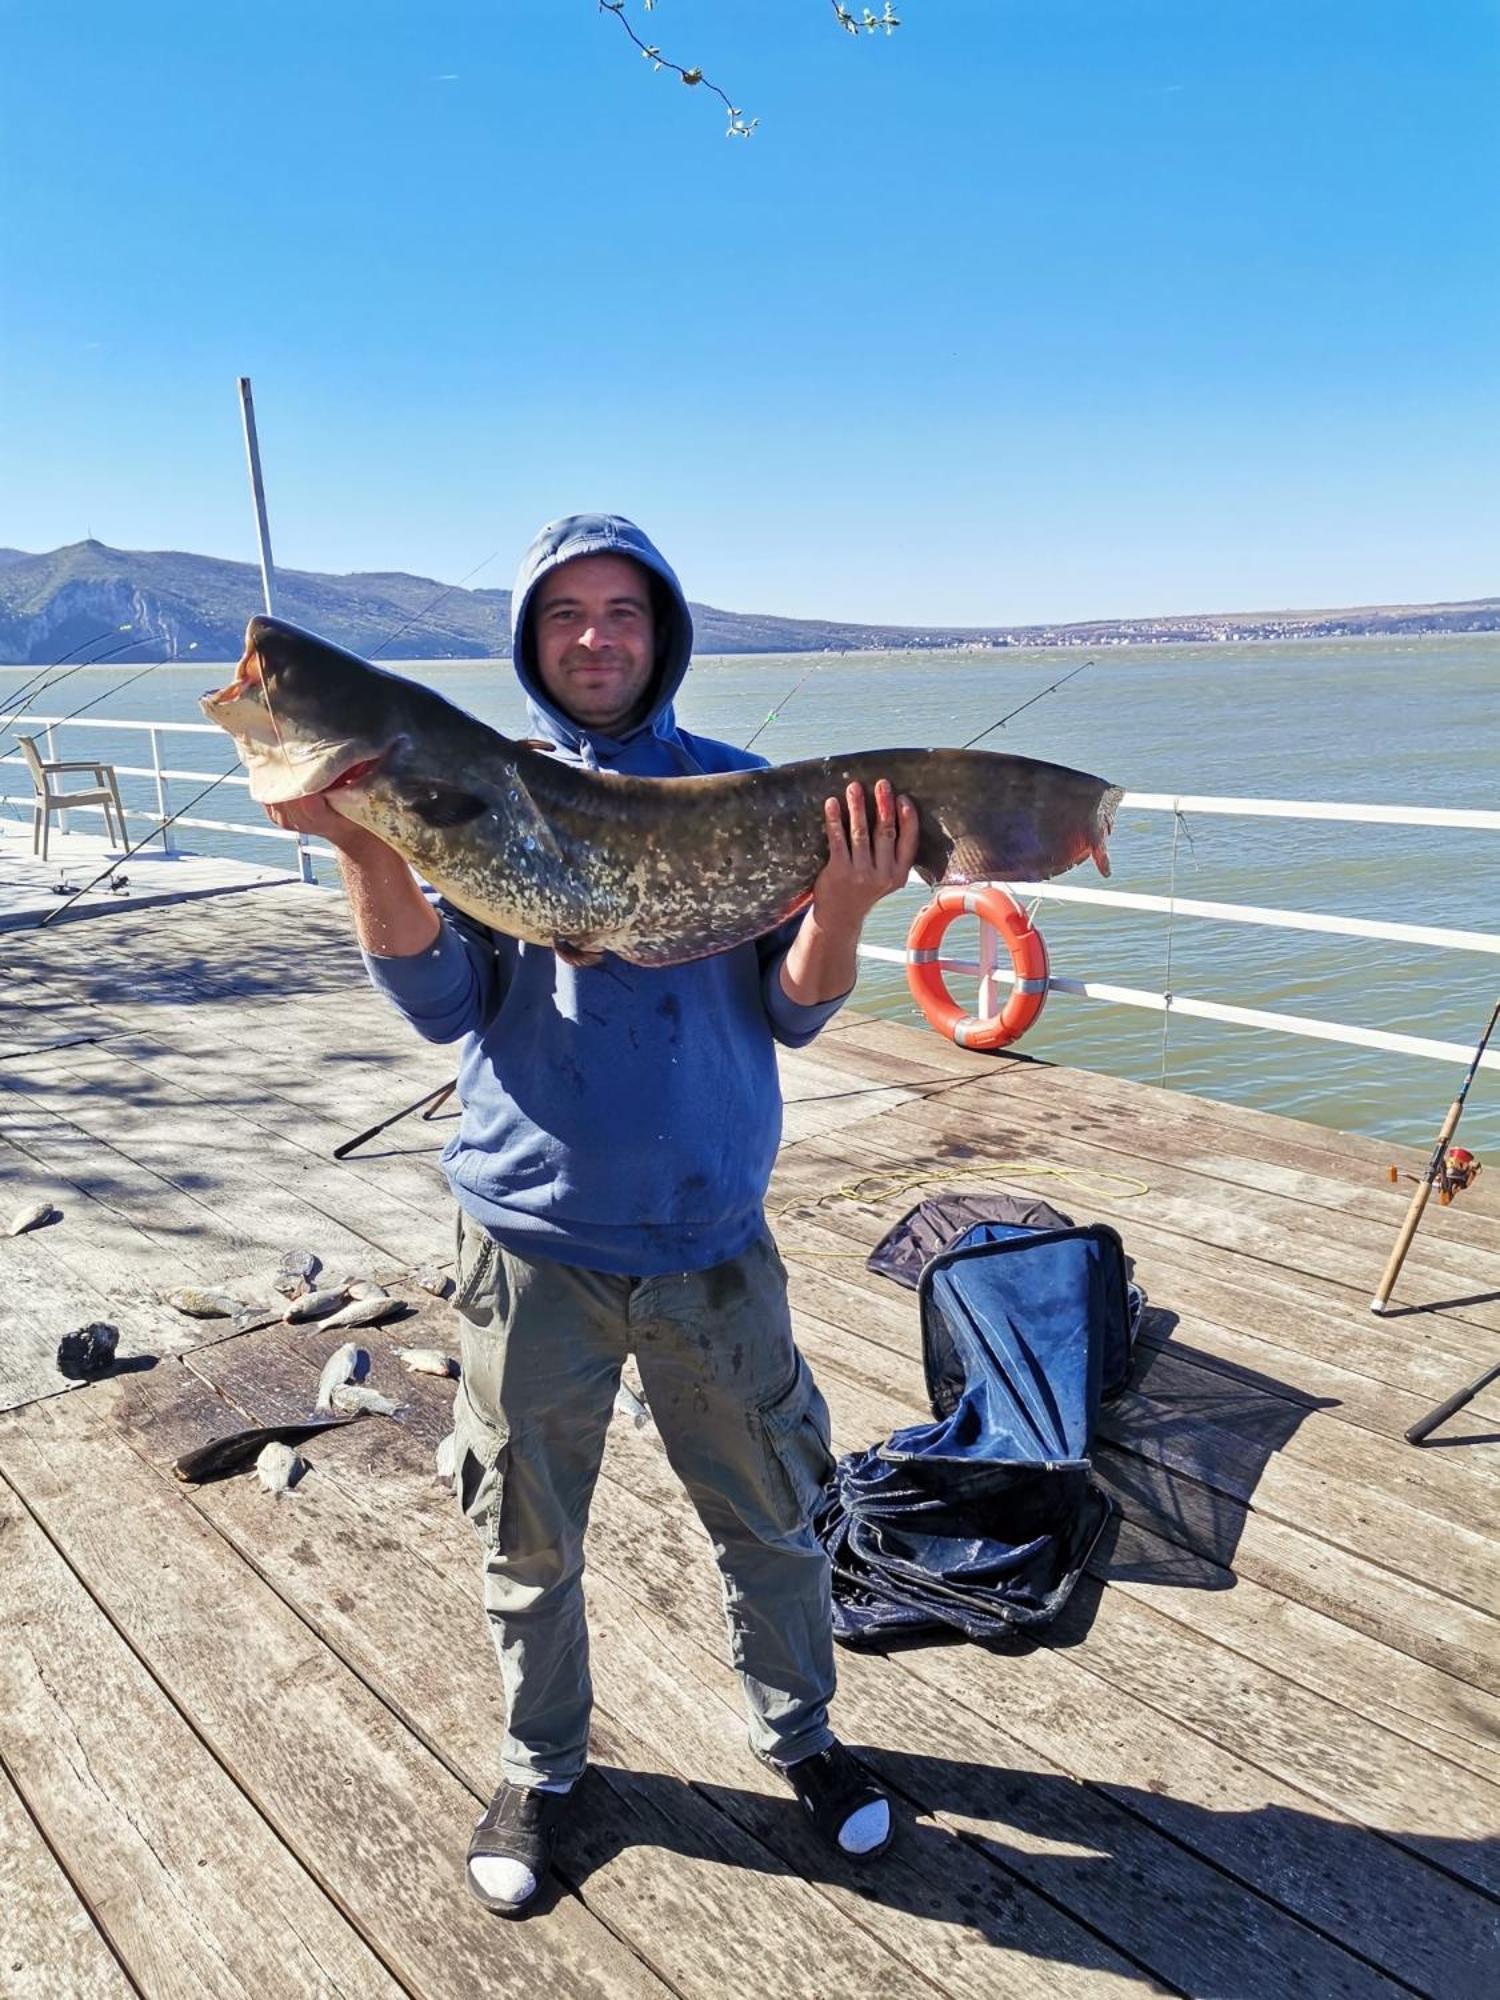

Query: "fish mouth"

xmin=200 ymin=639 xmax=396 ymax=802
xmin=204 ymin=643 xmax=263 ymax=708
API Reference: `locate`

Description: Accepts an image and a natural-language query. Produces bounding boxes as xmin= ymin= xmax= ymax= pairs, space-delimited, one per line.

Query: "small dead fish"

xmin=8 ymin=1201 xmax=58 ymax=1236
xmin=330 ymin=1382 xmax=401 ymax=1417
xmin=413 ymin=1264 xmax=453 ymax=1299
xmin=174 ymin=1417 xmax=352 ymax=1483
xmin=168 ymin=1288 xmax=246 ymax=1319
xmin=343 ymin=1278 xmax=388 ymax=1301
xmin=393 ymin=1346 xmax=457 ymax=1378
xmin=283 ymin=1287 xmax=349 ymax=1324
xmin=56 ymin=1322 xmax=118 ymax=1379
xmin=273 ymin=1248 xmax=321 ymax=1298
xmin=254 ymin=1441 xmax=304 ymax=1496
xmin=321 ymin=1294 xmax=403 ymax=1331
xmin=434 ymin=1431 xmax=456 ymax=1482
xmin=316 ymin=1341 xmax=368 ymax=1410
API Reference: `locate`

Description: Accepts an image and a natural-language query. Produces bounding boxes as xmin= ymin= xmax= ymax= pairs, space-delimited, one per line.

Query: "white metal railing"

xmin=3 ymin=715 xmax=1494 ymax=1072
xmin=0 ymin=711 xmax=325 ymax=882
xmin=858 ymin=790 xmax=1500 ymax=1074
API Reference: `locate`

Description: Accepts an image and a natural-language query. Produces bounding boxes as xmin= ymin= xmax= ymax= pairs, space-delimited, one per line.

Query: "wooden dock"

xmin=1 ymin=867 xmax=1497 ymax=1998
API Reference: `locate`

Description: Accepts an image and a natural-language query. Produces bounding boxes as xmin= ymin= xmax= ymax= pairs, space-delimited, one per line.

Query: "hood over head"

xmin=510 ymin=514 xmax=694 ymax=759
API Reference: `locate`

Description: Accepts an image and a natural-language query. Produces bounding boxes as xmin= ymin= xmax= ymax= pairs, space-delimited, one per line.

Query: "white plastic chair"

xmin=19 ymin=735 xmax=127 ymax=861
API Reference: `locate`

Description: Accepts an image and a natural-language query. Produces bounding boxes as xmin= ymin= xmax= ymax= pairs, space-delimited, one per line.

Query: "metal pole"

xmin=237 ymin=376 xmax=312 ymax=880
xmin=237 ymin=377 xmax=277 ymax=616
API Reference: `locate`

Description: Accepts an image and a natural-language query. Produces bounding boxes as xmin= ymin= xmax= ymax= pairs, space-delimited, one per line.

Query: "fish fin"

xmin=517 ymin=738 xmax=557 ymax=754
xmin=555 ymin=938 xmax=607 ymax=969
xmin=397 ymin=781 xmax=491 ymax=829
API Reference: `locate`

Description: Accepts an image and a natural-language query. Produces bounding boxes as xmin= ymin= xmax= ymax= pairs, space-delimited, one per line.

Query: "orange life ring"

xmin=905 ymin=885 xmax=1049 ymax=1052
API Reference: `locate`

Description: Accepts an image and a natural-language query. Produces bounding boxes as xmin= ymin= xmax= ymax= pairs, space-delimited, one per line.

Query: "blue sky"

xmin=2 ymin=1 xmax=1497 ymax=624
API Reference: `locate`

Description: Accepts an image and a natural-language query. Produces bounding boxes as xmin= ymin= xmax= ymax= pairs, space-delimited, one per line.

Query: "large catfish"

xmin=203 ymin=616 xmax=1121 ymax=967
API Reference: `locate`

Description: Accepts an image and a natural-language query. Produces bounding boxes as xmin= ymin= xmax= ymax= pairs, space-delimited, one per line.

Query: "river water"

xmin=4 ymin=634 xmax=1496 ymax=1152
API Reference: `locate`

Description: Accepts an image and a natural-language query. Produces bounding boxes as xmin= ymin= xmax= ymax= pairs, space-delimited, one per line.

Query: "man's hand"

xmin=780 ymin=780 xmax=921 ymax=1007
xmin=264 ymin=791 xmax=387 ymax=860
xmin=811 ymin=779 xmax=920 ymax=934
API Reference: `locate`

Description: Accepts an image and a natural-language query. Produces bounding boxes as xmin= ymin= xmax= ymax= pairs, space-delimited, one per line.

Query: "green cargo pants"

xmin=450 ymin=1210 xmax=838 ymax=1787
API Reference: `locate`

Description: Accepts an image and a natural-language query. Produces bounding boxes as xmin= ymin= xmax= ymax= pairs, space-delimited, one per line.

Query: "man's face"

xmin=530 ymin=553 xmax=657 ymax=733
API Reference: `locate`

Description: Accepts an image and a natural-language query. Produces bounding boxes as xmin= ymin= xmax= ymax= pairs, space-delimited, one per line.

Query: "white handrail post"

xmin=977 ymin=912 xmax=1002 ymax=1021
xmin=148 ymin=727 xmax=174 ymax=852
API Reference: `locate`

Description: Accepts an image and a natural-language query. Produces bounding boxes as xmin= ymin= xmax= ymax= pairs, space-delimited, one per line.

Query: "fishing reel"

xmin=1387 ymin=1147 xmax=1483 ymax=1205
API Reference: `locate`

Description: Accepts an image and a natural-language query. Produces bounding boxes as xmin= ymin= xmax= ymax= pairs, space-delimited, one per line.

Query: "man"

xmin=269 ymin=515 xmax=920 ymax=1917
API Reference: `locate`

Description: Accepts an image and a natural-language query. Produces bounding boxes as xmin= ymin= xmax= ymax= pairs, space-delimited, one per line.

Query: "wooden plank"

xmin=1092 ymin=1440 xmax=1500 ymax=1696
xmin=828 ymin=1011 xmax=1500 ymax=1222
xmin=174 ymin=1361 xmax=1394 ymax=2000
xmin=779 ymin=1297 xmax=1500 ymax=1783
xmin=775 ymin=1087 xmax=1494 ymax=1336
xmin=0 ymin=1761 xmax=132 ymax=2000
xmin=1097 ymin=1385 xmax=1500 ymax=1614
xmin=857 ymin=1089 xmax=1500 ymax=1317
xmin=130 ymin=1366 xmax=968 ymax=2000
xmin=274 ymin=1320 xmax=1500 ymax=1992
xmin=0 ymin=1053 xmax=444 ymax=1274
xmin=997 ymin=1052 xmax=1500 ymax=1225
xmin=774 ymin=1118 xmax=1500 ymax=1362
xmin=760 ymin=1197 xmax=1500 ymax=1694
xmin=0 ymin=1471 xmax=404 ymax=1999
xmin=589 ymin=1413 xmax=1500 ymax=1997
xmin=41 ymin=1030 xmax=455 ymax=1232
xmin=1128 ymin=1281 xmax=1500 ymax=1437
xmin=0 ymin=1383 xmax=669 ymax=2000
xmin=1099 ymin=1516 xmax=1500 ymax=1791
xmin=0 ymin=1145 xmax=208 ymax=1411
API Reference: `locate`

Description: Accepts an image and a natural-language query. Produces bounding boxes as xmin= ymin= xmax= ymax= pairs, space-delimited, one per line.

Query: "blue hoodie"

xmin=363 ymin=514 xmax=848 ymax=1274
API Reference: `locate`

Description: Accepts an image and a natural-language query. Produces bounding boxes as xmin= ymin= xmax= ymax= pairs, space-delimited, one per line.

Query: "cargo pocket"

xmin=452 ymin=1213 xmax=499 ymax=1327
xmin=451 ymin=1377 xmax=509 ymax=1553
xmin=758 ymin=1352 xmax=837 ymax=1532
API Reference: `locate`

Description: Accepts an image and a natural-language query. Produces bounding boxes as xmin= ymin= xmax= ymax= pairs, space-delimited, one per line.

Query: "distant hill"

xmin=0 ymin=540 xmax=1495 ymax=664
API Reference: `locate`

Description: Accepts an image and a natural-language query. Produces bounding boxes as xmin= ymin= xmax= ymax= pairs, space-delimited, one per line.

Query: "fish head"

xmin=201 ymin=616 xmax=402 ymax=804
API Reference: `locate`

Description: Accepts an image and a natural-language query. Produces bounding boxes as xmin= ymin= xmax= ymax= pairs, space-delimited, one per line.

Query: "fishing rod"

xmin=0 ymin=632 xmax=153 ymax=752
xmin=4 ymin=649 xmax=173 ymax=760
xmin=961 ymin=659 xmax=1093 ymax=750
xmin=742 ymin=657 xmax=827 ymax=752
xmin=1371 ymin=993 xmax=1500 ymax=1323
xmin=744 ymin=652 xmax=1096 ymax=761
xmin=0 ymin=633 xmax=158 ymax=833
xmin=0 ymin=624 xmax=131 ymax=718
xmin=369 ymin=546 xmax=508 ymax=659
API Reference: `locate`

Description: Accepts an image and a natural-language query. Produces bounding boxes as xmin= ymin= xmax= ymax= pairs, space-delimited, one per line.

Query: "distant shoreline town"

xmin=1 ymin=539 xmax=1496 ymax=664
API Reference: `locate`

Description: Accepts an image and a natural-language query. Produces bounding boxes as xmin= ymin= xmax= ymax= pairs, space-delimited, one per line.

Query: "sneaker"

xmin=759 ymin=1740 xmax=894 ymax=1858
xmin=465 ymin=1779 xmax=572 ymax=1917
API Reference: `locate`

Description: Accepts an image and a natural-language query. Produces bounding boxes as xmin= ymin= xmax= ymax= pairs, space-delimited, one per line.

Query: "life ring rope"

xmin=905 ymin=884 xmax=1050 ymax=1053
